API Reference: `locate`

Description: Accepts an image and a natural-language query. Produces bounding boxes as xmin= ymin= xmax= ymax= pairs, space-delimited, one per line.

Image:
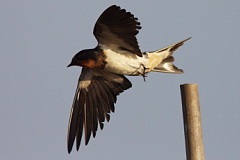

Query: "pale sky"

xmin=1 ymin=1 xmax=240 ymax=160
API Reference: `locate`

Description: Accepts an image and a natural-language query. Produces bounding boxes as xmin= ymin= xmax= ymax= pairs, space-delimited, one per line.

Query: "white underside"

xmin=103 ymin=49 xmax=147 ymax=76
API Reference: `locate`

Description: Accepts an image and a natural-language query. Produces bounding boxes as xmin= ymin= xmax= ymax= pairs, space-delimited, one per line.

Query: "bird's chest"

xmin=103 ymin=49 xmax=145 ymax=76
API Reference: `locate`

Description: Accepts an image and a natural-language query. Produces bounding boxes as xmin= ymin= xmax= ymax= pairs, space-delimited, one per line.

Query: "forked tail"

xmin=146 ymin=37 xmax=191 ymax=74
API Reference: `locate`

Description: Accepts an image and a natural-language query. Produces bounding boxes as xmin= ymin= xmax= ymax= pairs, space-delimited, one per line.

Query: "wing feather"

xmin=84 ymin=92 xmax=92 ymax=145
xmin=93 ymin=5 xmax=142 ymax=56
xmin=67 ymin=68 xmax=132 ymax=153
xmin=76 ymin=108 xmax=83 ymax=151
xmin=67 ymin=88 xmax=81 ymax=153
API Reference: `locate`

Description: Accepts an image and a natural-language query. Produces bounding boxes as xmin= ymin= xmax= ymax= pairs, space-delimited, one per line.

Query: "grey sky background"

xmin=1 ymin=0 xmax=240 ymax=160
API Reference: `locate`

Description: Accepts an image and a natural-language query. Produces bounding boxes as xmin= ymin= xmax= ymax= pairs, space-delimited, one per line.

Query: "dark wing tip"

xmin=67 ymin=132 xmax=74 ymax=153
xmin=68 ymin=146 xmax=72 ymax=154
xmin=67 ymin=133 xmax=74 ymax=154
xmin=96 ymin=5 xmax=141 ymax=31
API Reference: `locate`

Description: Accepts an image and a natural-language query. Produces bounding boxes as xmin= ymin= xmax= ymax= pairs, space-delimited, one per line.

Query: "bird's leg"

xmin=140 ymin=64 xmax=148 ymax=82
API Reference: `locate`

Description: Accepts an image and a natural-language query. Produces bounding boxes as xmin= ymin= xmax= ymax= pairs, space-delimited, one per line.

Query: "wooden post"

xmin=180 ymin=84 xmax=205 ymax=160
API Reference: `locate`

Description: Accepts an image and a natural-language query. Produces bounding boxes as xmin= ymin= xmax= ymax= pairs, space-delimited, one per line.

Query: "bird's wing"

xmin=93 ymin=5 xmax=142 ymax=57
xmin=67 ymin=67 xmax=132 ymax=153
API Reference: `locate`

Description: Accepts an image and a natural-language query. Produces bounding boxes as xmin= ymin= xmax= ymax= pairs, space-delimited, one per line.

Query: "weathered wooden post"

xmin=180 ymin=83 xmax=205 ymax=160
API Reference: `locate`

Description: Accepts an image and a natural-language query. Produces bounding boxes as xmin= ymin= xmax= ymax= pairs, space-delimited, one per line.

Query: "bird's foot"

xmin=141 ymin=64 xmax=148 ymax=82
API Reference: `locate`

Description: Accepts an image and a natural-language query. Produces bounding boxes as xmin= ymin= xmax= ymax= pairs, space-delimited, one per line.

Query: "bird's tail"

xmin=145 ymin=37 xmax=191 ymax=74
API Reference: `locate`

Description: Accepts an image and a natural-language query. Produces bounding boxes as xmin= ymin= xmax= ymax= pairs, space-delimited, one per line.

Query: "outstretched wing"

xmin=93 ymin=5 xmax=142 ymax=57
xmin=67 ymin=67 xmax=132 ymax=153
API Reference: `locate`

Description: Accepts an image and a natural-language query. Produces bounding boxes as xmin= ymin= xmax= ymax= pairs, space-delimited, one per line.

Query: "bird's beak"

xmin=67 ymin=62 xmax=73 ymax=67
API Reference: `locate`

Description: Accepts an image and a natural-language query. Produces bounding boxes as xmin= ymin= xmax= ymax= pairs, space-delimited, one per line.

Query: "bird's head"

xmin=67 ymin=49 xmax=97 ymax=68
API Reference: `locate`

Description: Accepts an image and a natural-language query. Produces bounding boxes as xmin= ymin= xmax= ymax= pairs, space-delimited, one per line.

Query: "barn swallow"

xmin=67 ymin=5 xmax=191 ymax=153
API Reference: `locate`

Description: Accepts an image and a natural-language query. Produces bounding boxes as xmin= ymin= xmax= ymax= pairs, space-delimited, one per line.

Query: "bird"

xmin=67 ymin=5 xmax=191 ymax=153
